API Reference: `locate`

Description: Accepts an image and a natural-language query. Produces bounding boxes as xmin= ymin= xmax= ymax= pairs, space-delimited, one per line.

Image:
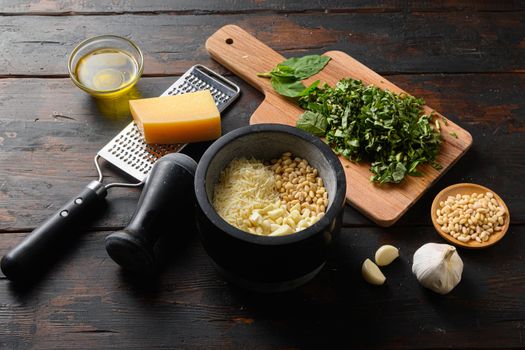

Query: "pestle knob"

xmin=105 ymin=153 xmax=197 ymax=274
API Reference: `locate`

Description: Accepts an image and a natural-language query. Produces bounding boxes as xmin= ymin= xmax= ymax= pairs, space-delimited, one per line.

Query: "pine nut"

xmin=436 ymin=190 xmax=506 ymax=244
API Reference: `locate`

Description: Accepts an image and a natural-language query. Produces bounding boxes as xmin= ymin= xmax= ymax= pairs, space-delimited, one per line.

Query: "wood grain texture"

xmin=0 ymin=74 xmax=523 ymax=231
xmin=0 ymin=11 xmax=524 ymax=77
xmin=1 ymin=0 xmax=524 ymax=14
xmin=1 ymin=1 xmax=525 ymax=349
xmin=0 ymin=76 xmax=256 ymax=232
xmin=1 ymin=226 xmax=525 ymax=349
xmin=206 ymin=25 xmax=473 ymax=226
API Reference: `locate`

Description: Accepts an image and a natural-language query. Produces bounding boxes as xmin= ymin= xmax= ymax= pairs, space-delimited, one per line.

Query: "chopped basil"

xmin=260 ymin=55 xmax=442 ymax=184
xmin=296 ymin=78 xmax=442 ymax=184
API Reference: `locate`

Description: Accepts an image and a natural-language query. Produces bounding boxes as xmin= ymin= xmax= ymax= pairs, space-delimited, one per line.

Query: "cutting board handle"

xmin=206 ymin=25 xmax=285 ymax=96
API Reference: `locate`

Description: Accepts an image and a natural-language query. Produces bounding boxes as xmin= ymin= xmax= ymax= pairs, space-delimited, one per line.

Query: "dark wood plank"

xmin=0 ymin=76 xmax=257 ymax=231
xmin=2 ymin=0 xmax=524 ymax=14
xmin=0 ymin=12 xmax=523 ymax=77
xmin=1 ymin=2 xmax=523 ymax=350
xmin=0 ymin=73 xmax=523 ymax=230
xmin=1 ymin=225 xmax=524 ymax=349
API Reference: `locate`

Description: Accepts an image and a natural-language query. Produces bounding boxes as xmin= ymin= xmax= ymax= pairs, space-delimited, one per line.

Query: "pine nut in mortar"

xmin=436 ymin=191 xmax=507 ymax=243
xmin=212 ymin=153 xmax=328 ymax=237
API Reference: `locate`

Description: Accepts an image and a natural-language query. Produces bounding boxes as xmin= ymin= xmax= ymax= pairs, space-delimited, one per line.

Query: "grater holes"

xmin=102 ymin=67 xmax=238 ymax=179
xmin=98 ymin=66 xmax=239 ymax=182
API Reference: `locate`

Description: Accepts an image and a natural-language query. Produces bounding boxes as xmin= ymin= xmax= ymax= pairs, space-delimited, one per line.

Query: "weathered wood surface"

xmin=0 ymin=74 xmax=523 ymax=231
xmin=0 ymin=12 xmax=524 ymax=77
xmin=1 ymin=1 xmax=524 ymax=349
xmin=2 ymin=0 xmax=525 ymax=14
xmin=1 ymin=226 xmax=525 ymax=349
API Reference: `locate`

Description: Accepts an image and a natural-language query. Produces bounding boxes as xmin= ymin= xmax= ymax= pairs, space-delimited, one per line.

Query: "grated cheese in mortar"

xmin=213 ymin=156 xmax=325 ymax=236
xmin=213 ymin=158 xmax=279 ymax=232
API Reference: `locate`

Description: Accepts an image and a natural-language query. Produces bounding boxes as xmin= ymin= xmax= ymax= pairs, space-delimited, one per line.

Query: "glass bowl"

xmin=68 ymin=35 xmax=144 ymax=99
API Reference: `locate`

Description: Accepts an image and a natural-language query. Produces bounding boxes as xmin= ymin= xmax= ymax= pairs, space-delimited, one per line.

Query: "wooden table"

xmin=1 ymin=1 xmax=524 ymax=349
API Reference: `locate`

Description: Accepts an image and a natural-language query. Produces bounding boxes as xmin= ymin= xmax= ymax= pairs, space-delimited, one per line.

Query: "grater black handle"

xmin=0 ymin=181 xmax=107 ymax=281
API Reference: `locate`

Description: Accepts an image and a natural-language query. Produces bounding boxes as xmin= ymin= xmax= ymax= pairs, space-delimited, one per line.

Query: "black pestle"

xmin=105 ymin=153 xmax=197 ymax=274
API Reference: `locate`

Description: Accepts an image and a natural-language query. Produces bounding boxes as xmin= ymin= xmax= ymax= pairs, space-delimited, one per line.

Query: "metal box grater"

xmin=97 ymin=65 xmax=240 ymax=182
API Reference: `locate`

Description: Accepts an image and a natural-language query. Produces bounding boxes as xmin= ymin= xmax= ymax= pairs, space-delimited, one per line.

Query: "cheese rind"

xmin=129 ymin=90 xmax=221 ymax=144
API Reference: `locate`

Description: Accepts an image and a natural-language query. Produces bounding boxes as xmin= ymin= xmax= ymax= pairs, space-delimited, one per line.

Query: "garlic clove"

xmin=362 ymin=258 xmax=386 ymax=285
xmin=375 ymin=245 xmax=399 ymax=266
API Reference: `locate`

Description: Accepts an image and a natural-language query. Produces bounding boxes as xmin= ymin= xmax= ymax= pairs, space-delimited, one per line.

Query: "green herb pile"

xmin=259 ymin=55 xmax=443 ymax=184
xmin=297 ymin=79 xmax=442 ymax=183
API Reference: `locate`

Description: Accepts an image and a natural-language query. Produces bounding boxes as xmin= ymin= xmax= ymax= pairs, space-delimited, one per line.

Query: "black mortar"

xmin=194 ymin=124 xmax=346 ymax=292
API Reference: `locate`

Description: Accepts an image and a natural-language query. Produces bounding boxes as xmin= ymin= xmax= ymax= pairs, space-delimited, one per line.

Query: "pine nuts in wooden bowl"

xmin=431 ymin=183 xmax=510 ymax=249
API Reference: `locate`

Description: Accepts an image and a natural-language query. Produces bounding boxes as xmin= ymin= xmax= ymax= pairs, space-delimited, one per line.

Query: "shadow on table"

xmin=114 ymin=218 xmax=199 ymax=299
xmin=210 ymin=224 xmax=493 ymax=348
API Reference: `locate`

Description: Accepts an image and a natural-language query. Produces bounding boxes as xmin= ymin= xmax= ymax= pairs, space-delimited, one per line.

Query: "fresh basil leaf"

xmin=270 ymin=65 xmax=297 ymax=78
xmin=296 ymin=80 xmax=320 ymax=97
xmin=258 ymin=55 xmax=330 ymax=99
xmin=270 ymin=76 xmax=306 ymax=98
xmin=278 ymin=55 xmax=331 ymax=80
xmin=296 ymin=111 xmax=328 ymax=136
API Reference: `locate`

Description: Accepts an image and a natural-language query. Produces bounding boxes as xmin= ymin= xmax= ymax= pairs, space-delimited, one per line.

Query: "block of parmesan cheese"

xmin=129 ymin=90 xmax=221 ymax=144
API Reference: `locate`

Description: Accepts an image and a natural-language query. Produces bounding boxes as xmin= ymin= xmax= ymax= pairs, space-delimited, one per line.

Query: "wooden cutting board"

xmin=206 ymin=25 xmax=473 ymax=227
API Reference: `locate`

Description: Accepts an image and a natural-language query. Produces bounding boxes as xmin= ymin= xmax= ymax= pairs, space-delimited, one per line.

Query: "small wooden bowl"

xmin=431 ymin=183 xmax=510 ymax=249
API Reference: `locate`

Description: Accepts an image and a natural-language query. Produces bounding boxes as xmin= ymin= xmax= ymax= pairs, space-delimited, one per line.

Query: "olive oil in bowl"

xmin=68 ymin=35 xmax=144 ymax=99
xmin=75 ymin=48 xmax=138 ymax=93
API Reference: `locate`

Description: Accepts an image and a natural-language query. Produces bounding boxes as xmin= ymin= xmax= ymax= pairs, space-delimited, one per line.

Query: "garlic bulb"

xmin=412 ymin=243 xmax=463 ymax=294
